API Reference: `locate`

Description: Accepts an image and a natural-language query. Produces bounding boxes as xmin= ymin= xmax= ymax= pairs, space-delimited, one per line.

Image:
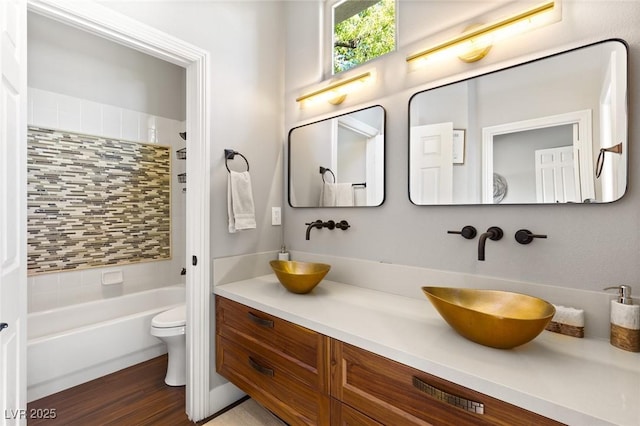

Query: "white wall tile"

xmin=121 ymin=109 xmax=140 ymax=142
xmin=139 ymin=113 xmax=157 ymax=143
xmin=101 ymin=104 xmax=122 ymax=139
xmin=58 ymin=270 xmax=83 ymax=290
xmin=80 ymin=100 xmax=102 ymax=135
xmin=29 ymin=291 xmax=59 ymax=312
xmin=155 ymin=116 xmax=174 ymax=146
xmin=31 ymin=273 xmax=59 ymax=294
xmin=31 ymin=88 xmax=59 ymax=129
xmin=80 ymin=268 xmax=103 ymax=288
xmin=57 ymin=93 xmax=82 ymax=132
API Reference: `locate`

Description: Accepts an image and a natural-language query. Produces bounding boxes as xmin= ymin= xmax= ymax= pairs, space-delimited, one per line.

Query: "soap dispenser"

xmin=278 ymin=245 xmax=290 ymax=261
xmin=604 ymin=285 xmax=640 ymax=352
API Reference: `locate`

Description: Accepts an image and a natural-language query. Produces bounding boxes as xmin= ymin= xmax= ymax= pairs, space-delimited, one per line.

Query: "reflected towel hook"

xmin=595 ymin=142 xmax=622 ymax=178
xmin=225 ymin=149 xmax=250 ymax=173
xmin=319 ymin=166 xmax=336 ymax=183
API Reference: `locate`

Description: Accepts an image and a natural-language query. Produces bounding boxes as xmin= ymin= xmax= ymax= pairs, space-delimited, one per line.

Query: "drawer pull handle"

xmin=412 ymin=376 xmax=484 ymax=415
xmin=247 ymin=312 xmax=274 ymax=328
xmin=248 ymin=357 xmax=274 ymax=377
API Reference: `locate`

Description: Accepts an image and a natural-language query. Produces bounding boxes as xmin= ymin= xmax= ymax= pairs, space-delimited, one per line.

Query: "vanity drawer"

xmin=216 ymin=334 xmax=330 ymax=425
xmin=215 ymin=296 xmax=329 ymax=391
xmin=331 ymin=398 xmax=383 ymax=426
xmin=331 ymin=341 xmax=564 ymax=426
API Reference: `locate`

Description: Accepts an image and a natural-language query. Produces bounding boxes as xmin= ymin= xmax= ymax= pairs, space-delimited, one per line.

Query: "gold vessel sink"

xmin=422 ymin=287 xmax=555 ymax=349
xmin=269 ymin=260 xmax=331 ymax=294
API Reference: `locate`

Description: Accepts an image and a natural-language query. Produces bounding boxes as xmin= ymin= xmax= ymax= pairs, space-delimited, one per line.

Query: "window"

xmin=332 ymin=0 xmax=396 ymax=74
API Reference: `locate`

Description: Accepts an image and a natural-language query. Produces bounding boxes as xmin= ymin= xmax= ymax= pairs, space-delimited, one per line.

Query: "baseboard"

xmin=208 ymin=381 xmax=247 ymax=415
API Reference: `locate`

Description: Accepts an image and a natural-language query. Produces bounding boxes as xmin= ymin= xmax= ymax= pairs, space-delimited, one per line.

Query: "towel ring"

xmin=319 ymin=166 xmax=336 ymax=183
xmin=225 ymin=149 xmax=250 ymax=173
xmin=595 ymin=143 xmax=622 ymax=178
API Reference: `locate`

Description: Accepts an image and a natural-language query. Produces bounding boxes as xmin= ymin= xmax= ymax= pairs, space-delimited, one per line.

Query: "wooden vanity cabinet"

xmin=215 ymin=296 xmax=330 ymax=425
xmin=216 ymin=296 xmax=564 ymax=426
xmin=330 ymin=341 xmax=564 ymax=426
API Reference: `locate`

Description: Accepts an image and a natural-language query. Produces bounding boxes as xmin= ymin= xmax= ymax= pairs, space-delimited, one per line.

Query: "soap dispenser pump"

xmin=604 ymin=285 xmax=640 ymax=352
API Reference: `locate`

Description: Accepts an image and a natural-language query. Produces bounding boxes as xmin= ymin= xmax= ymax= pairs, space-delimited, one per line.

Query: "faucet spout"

xmin=478 ymin=226 xmax=503 ymax=261
xmin=305 ymin=220 xmax=324 ymax=240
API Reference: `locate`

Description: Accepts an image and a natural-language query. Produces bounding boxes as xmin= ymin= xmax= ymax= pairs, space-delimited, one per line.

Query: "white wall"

xmin=28 ymin=12 xmax=186 ymax=121
xmin=98 ymin=0 xmax=286 ymax=397
xmin=100 ymin=1 xmax=286 ymax=260
xmin=283 ymin=1 xmax=640 ymax=295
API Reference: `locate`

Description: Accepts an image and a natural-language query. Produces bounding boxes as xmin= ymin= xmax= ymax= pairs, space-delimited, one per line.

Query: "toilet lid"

xmin=152 ymin=305 xmax=186 ymax=328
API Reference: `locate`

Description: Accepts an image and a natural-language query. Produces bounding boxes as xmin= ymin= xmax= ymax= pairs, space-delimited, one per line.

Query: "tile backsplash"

xmin=27 ymin=126 xmax=171 ymax=275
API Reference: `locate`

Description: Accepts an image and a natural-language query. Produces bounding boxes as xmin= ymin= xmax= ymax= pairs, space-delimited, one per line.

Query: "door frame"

xmin=481 ymin=110 xmax=594 ymax=204
xmin=26 ymin=0 xmax=211 ymax=420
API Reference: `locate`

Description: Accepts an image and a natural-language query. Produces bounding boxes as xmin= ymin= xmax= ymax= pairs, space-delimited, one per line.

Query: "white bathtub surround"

xmin=27 ymin=285 xmax=185 ymax=401
xmin=290 ymin=251 xmax=617 ymax=340
xmin=215 ymin=276 xmax=640 ymax=426
xmin=26 ymin=87 xmax=187 ymax=313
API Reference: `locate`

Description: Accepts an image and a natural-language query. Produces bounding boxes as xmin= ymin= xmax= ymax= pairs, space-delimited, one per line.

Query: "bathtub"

xmin=27 ymin=285 xmax=185 ymax=402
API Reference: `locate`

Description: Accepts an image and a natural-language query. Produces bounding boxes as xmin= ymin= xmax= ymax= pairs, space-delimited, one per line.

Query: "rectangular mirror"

xmin=289 ymin=105 xmax=385 ymax=207
xmin=409 ymin=39 xmax=628 ymax=205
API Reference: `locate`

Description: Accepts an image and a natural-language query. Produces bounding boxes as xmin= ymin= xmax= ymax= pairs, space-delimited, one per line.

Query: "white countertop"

xmin=215 ymin=275 xmax=640 ymax=426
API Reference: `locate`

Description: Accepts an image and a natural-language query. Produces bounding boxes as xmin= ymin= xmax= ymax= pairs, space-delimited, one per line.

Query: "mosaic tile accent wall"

xmin=27 ymin=126 xmax=171 ymax=275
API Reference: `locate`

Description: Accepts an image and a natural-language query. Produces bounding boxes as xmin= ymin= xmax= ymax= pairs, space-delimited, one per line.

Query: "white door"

xmin=409 ymin=123 xmax=453 ymax=204
xmin=535 ymin=146 xmax=580 ymax=203
xmin=0 ymin=0 xmax=27 ymax=424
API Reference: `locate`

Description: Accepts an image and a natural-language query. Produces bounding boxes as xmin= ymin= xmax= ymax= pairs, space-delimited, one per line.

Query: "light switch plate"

xmin=271 ymin=207 xmax=281 ymax=225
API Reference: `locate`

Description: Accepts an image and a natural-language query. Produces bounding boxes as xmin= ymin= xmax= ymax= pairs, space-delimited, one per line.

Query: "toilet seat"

xmin=152 ymin=305 xmax=186 ymax=328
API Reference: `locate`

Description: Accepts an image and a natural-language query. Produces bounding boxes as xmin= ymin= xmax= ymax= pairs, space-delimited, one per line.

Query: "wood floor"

xmin=27 ymin=355 xmax=196 ymax=426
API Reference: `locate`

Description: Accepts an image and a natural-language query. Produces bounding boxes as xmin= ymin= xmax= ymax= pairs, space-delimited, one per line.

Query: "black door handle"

xmin=0 ymin=323 xmax=8 ymax=332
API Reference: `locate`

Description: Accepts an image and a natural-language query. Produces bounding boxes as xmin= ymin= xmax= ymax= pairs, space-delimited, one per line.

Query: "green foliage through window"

xmin=333 ymin=0 xmax=396 ymax=74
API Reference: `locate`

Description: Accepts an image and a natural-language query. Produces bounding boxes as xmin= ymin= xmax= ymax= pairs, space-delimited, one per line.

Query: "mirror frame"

xmin=407 ymin=38 xmax=629 ymax=206
xmin=288 ymin=105 xmax=387 ymax=208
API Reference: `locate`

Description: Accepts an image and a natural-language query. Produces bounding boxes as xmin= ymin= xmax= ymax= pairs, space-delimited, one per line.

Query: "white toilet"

xmin=150 ymin=304 xmax=186 ymax=386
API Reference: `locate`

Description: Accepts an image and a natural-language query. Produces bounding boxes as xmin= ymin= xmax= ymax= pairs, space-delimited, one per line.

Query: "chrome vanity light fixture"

xmin=406 ymin=0 xmax=556 ymax=66
xmin=296 ymin=70 xmax=374 ymax=105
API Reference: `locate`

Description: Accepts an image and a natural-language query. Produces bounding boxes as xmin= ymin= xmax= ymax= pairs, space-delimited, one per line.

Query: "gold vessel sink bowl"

xmin=422 ymin=287 xmax=555 ymax=349
xmin=269 ymin=260 xmax=331 ymax=294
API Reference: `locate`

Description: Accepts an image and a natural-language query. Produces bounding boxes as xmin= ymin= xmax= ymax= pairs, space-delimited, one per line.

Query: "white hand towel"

xmin=320 ymin=182 xmax=337 ymax=207
xmin=335 ymin=183 xmax=354 ymax=206
xmin=227 ymin=170 xmax=256 ymax=233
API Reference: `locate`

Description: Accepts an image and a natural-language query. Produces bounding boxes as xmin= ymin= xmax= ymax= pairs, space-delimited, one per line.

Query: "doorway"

xmin=4 ymin=1 xmax=212 ymax=421
xmin=481 ymin=110 xmax=594 ymax=204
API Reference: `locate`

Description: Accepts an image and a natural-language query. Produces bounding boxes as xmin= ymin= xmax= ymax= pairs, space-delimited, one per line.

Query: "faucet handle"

xmin=486 ymin=226 xmax=504 ymax=241
xmin=447 ymin=226 xmax=477 ymax=239
xmin=323 ymin=220 xmax=336 ymax=230
xmin=515 ymin=229 xmax=547 ymax=245
xmin=336 ymin=220 xmax=350 ymax=230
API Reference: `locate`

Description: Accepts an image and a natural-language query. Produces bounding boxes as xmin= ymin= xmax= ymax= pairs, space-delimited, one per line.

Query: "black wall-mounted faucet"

xmin=305 ymin=219 xmax=350 ymax=240
xmin=305 ymin=220 xmax=324 ymax=240
xmin=478 ymin=226 xmax=503 ymax=261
